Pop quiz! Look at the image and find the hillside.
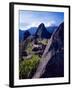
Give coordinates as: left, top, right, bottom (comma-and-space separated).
33, 22, 64, 78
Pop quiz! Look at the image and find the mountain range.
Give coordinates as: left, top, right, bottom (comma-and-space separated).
19, 23, 57, 42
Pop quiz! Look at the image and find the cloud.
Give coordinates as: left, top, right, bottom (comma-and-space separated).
20, 21, 42, 30
45, 21, 56, 27
20, 20, 56, 30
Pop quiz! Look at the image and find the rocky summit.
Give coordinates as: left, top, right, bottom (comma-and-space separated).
35, 23, 51, 39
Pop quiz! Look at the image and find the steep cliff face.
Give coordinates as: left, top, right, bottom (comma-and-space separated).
33, 22, 64, 78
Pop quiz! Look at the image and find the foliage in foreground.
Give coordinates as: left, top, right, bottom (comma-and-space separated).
19, 54, 40, 79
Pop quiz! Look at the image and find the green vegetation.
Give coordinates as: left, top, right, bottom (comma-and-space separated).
38, 39, 48, 45
19, 37, 48, 79
19, 54, 40, 79
26, 42, 32, 53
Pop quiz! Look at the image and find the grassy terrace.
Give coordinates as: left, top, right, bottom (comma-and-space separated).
38, 39, 48, 45
19, 38, 48, 79
19, 54, 40, 79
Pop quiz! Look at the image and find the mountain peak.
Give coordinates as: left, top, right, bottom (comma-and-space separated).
35, 23, 51, 39
38, 23, 45, 28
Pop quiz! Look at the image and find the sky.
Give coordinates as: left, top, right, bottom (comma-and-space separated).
19, 10, 64, 30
